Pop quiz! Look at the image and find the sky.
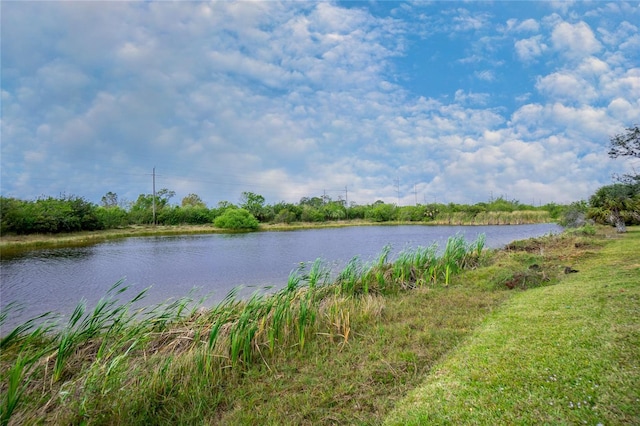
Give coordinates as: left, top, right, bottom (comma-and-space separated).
1, 1, 639, 208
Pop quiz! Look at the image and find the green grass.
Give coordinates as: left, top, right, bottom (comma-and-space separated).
1, 229, 637, 424
385, 227, 639, 425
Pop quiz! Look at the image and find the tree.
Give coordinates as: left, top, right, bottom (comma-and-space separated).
240, 191, 267, 221
101, 191, 119, 208
322, 202, 346, 220
129, 188, 175, 224
181, 193, 206, 208
609, 125, 640, 184
272, 201, 301, 224
587, 183, 640, 232
156, 188, 176, 206
365, 202, 396, 222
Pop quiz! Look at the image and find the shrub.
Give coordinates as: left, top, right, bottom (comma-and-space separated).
365, 203, 396, 222
559, 201, 588, 228
213, 208, 259, 230
95, 206, 129, 229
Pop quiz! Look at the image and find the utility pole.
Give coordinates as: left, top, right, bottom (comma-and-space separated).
344, 186, 348, 220
414, 183, 418, 206
395, 177, 400, 206
152, 167, 156, 226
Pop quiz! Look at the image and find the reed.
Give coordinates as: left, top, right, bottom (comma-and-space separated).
432, 210, 551, 225
337, 256, 363, 294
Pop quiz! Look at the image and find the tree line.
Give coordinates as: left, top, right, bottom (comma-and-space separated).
1, 126, 638, 234
0, 189, 565, 234
1, 185, 636, 235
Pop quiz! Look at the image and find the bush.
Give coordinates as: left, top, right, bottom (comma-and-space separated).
95, 206, 129, 229
300, 206, 325, 222
159, 206, 213, 225
558, 201, 588, 228
213, 208, 259, 230
565, 224, 597, 236
273, 208, 298, 224
365, 203, 397, 222
0, 195, 103, 234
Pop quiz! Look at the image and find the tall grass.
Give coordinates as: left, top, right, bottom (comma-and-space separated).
433, 210, 551, 225
0, 234, 486, 424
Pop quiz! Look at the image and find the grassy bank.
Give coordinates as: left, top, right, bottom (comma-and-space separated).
0, 225, 223, 256
2, 227, 635, 424
386, 227, 639, 425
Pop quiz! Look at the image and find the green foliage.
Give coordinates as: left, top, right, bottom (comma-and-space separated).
365, 203, 397, 222
158, 206, 214, 225
240, 191, 268, 221
300, 205, 325, 222
273, 208, 299, 224
181, 193, 206, 208
1, 189, 567, 235
565, 224, 597, 236
272, 201, 301, 223
129, 188, 175, 225
558, 200, 588, 228
0, 195, 103, 234
587, 183, 640, 231
214, 208, 259, 230
609, 125, 640, 184
396, 205, 428, 222
100, 191, 119, 208
95, 206, 129, 228
322, 202, 346, 220
541, 202, 565, 220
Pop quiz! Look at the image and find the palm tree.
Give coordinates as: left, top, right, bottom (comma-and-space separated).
588, 184, 640, 232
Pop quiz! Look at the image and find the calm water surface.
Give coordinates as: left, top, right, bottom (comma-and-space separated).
1, 224, 561, 330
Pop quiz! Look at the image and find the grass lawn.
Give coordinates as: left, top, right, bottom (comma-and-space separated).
385, 227, 639, 425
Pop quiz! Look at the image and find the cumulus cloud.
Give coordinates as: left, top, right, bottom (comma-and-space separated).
535, 72, 599, 104
503, 18, 540, 34
515, 35, 548, 62
551, 21, 602, 60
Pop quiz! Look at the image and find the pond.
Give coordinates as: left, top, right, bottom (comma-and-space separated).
0, 224, 562, 330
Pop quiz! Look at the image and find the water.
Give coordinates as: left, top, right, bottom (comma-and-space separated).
0, 224, 562, 331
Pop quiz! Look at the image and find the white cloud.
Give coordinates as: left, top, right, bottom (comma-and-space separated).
551, 21, 602, 60
607, 98, 639, 123
549, 1, 577, 15
454, 90, 490, 106
600, 68, 640, 102
514, 35, 548, 62
536, 72, 598, 104
2, 1, 639, 206
576, 56, 609, 76
449, 8, 492, 32
474, 70, 496, 82
504, 18, 540, 34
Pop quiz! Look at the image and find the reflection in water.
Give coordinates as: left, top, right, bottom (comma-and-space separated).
0, 224, 562, 331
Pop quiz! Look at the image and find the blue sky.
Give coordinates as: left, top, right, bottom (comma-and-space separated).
2, 1, 639, 208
